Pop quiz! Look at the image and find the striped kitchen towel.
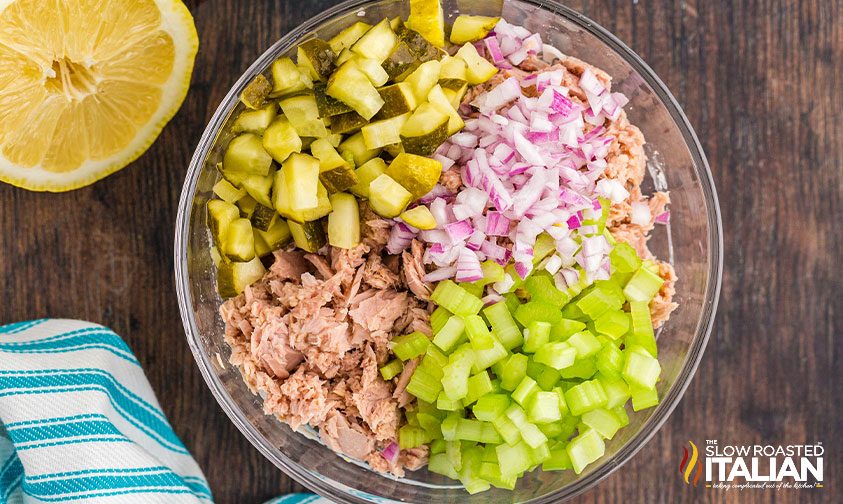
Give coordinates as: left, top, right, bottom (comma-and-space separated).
0, 319, 213, 503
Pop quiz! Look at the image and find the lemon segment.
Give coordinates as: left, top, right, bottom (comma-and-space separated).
0, 0, 198, 191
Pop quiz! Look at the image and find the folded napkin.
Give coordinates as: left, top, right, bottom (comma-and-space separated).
0, 319, 217, 503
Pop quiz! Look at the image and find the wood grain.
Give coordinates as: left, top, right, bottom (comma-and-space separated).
1, 0, 840, 502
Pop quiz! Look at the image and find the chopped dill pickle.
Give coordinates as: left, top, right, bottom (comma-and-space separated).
232, 104, 277, 134
327, 192, 360, 249
375, 82, 419, 120
262, 116, 302, 163
328, 21, 372, 53
239, 74, 272, 109
288, 219, 327, 252
314, 83, 353, 117
368, 174, 413, 218
223, 218, 256, 262
207, 199, 240, 249
297, 38, 336, 81
327, 63, 384, 120
349, 158, 387, 198
351, 18, 398, 63
223, 133, 273, 177
310, 138, 359, 193
330, 111, 368, 135
279, 94, 328, 138
269, 57, 309, 97
399, 103, 449, 155
217, 257, 266, 298
385, 152, 443, 199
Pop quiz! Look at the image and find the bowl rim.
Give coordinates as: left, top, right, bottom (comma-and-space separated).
174, 0, 723, 501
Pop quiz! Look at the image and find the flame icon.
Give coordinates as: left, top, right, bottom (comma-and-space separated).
679, 440, 702, 486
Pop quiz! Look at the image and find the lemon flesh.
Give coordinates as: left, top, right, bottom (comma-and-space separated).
0, 0, 198, 191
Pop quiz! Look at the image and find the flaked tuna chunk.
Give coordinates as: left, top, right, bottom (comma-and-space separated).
401, 239, 432, 301
349, 290, 411, 334
392, 357, 419, 408
269, 249, 309, 281
439, 168, 462, 193
363, 254, 400, 289
250, 309, 303, 379
320, 411, 376, 460
359, 203, 391, 250
651, 261, 678, 327
330, 244, 369, 289
269, 368, 334, 431
304, 253, 335, 280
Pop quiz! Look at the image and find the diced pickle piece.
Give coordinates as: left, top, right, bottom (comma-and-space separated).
249, 203, 276, 232
335, 48, 354, 66
361, 113, 411, 150
327, 193, 360, 249
375, 82, 419, 120
440, 55, 468, 80
256, 217, 292, 252
440, 79, 469, 108
428, 84, 465, 135
339, 132, 382, 166
327, 63, 384, 120
399, 103, 449, 156
270, 57, 309, 97
385, 152, 443, 199
329, 21, 372, 53
350, 56, 389, 87
398, 25, 442, 61
351, 18, 398, 63
232, 104, 277, 134
382, 41, 421, 81
274, 168, 332, 222
349, 158, 387, 198
241, 171, 274, 208
450, 15, 500, 44
253, 230, 271, 258
310, 138, 359, 193
223, 133, 272, 177
239, 74, 271, 109
282, 153, 320, 212
217, 257, 266, 298
213, 179, 246, 203
314, 83, 353, 117
279, 94, 328, 138
262, 116, 302, 164
456, 43, 498, 85
330, 111, 368, 135
207, 200, 240, 249
368, 174, 413, 218
236, 195, 257, 218
297, 39, 335, 81
288, 220, 327, 252
223, 218, 256, 261
407, 0, 446, 47
400, 205, 437, 230
402, 60, 441, 102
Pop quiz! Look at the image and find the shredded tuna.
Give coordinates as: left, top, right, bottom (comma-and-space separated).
439, 169, 463, 193
223, 235, 432, 475
401, 240, 433, 301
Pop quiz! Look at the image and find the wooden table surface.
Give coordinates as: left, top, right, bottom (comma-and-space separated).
1, 0, 840, 502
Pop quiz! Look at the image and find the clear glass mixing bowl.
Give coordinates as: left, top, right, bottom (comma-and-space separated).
175, 0, 723, 501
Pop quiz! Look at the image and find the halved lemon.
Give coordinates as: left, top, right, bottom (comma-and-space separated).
0, 0, 198, 192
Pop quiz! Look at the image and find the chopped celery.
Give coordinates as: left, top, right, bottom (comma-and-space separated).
430, 306, 452, 334
470, 339, 508, 373
498, 353, 529, 391
504, 405, 548, 448
552, 386, 570, 417
463, 315, 495, 351
610, 242, 641, 273
391, 331, 430, 361
440, 412, 461, 440
399, 425, 431, 449
379, 359, 403, 380
432, 315, 465, 352
630, 385, 659, 411
596, 343, 624, 379
459, 281, 484, 298
423, 344, 449, 374
582, 408, 622, 440
558, 357, 597, 379
429, 453, 459, 479
622, 346, 661, 389
441, 346, 474, 401
538, 421, 565, 439
511, 376, 539, 407
575, 281, 624, 319
566, 331, 602, 358
529, 442, 552, 466
437, 391, 463, 411
446, 440, 463, 471
543, 444, 573, 471
523, 320, 552, 353
599, 374, 631, 409
531, 362, 561, 391
454, 418, 501, 444
472, 394, 510, 422
526, 391, 562, 424
550, 318, 586, 341
613, 405, 630, 427
483, 302, 523, 350
406, 367, 442, 403
515, 301, 564, 327
627, 300, 658, 356
464, 372, 494, 405
491, 414, 521, 446
431, 280, 484, 316
564, 379, 608, 416
479, 461, 517, 490
496, 441, 533, 477
430, 438, 446, 454
525, 274, 570, 307
459, 446, 491, 495
593, 310, 630, 340
623, 266, 665, 302
533, 342, 577, 370
417, 412, 442, 437
566, 428, 605, 474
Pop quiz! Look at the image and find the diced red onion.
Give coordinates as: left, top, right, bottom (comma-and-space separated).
482, 293, 504, 306
631, 201, 652, 226
543, 254, 563, 275
429, 198, 450, 226
386, 223, 416, 255
655, 211, 671, 225
424, 266, 457, 282
445, 219, 474, 242
455, 248, 483, 282
485, 211, 511, 236
381, 442, 400, 463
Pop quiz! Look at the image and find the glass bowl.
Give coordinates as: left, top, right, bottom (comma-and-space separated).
175, 0, 723, 501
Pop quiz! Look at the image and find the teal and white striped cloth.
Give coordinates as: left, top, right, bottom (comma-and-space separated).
0, 319, 328, 504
